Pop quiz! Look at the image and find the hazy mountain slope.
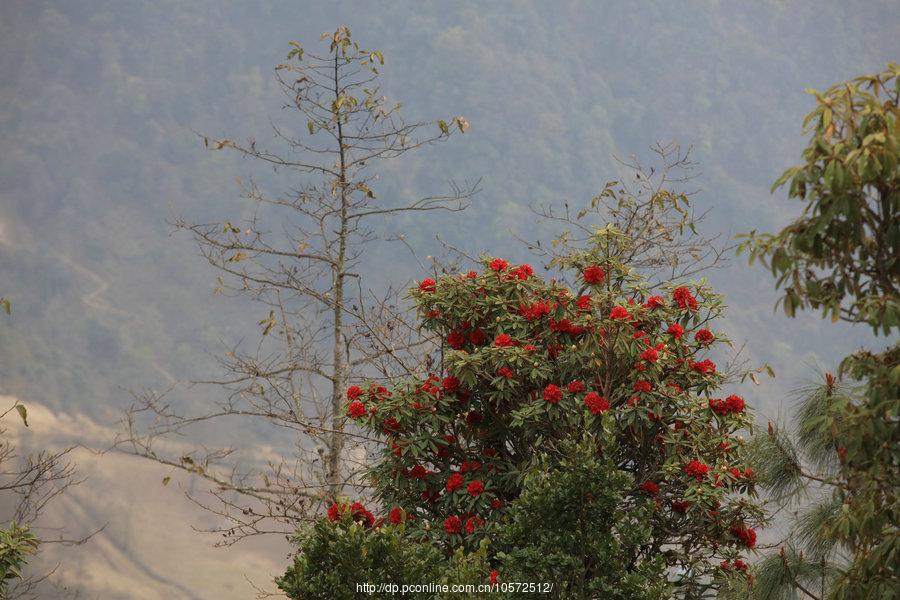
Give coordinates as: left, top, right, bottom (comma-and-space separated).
1, 1, 896, 420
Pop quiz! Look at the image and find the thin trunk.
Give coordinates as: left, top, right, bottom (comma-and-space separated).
327, 48, 349, 499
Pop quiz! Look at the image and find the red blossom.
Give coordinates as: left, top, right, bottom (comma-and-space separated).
672, 500, 690, 513
568, 380, 586, 393
640, 481, 660, 495
542, 384, 563, 404
508, 264, 534, 280
685, 460, 709, 480
447, 330, 466, 350
694, 328, 715, 344
347, 401, 366, 419
446, 472, 464, 492
725, 394, 745, 412
584, 392, 610, 415
469, 329, 487, 345
673, 286, 699, 310
610, 306, 631, 320
730, 524, 757, 548
497, 366, 515, 379
388, 507, 404, 525
490, 570, 499, 586
444, 515, 462, 535
467, 480, 485, 497
460, 461, 481, 473
690, 359, 717, 375
576, 295, 592, 310
667, 323, 685, 339
488, 258, 509, 271
409, 465, 429, 479
643, 295, 665, 309
640, 347, 659, 362
583, 265, 606, 284
520, 300, 552, 320
633, 380, 653, 393
493, 333, 516, 347
465, 515, 484, 534
419, 278, 437, 293
442, 376, 460, 393
346, 385, 364, 400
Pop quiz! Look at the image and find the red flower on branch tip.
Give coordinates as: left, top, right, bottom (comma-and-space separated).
419, 278, 436, 293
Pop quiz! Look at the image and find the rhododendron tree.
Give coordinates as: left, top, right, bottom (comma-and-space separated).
341, 244, 763, 596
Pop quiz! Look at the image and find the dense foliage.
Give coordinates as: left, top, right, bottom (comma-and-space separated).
742, 65, 900, 600
281, 226, 765, 597
739, 63, 900, 334
0, 522, 37, 594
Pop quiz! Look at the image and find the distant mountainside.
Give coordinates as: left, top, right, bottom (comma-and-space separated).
2, 0, 896, 434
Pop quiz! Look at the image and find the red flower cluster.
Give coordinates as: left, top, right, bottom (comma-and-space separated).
671, 500, 690, 513
467, 480, 485, 497
643, 295, 665, 309
493, 333, 517, 347
568, 380, 586, 393
447, 330, 466, 350
730, 524, 757, 548
584, 392, 610, 415
640, 346, 659, 362
497, 366, 515, 379
542, 384, 563, 404
388, 507, 406, 525
694, 328, 715, 344
347, 401, 367, 419
709, 394, 746, 415
465, 515, 484, 534
408, 465, 430, 479
673, 286, 698, 310
419, 278, 436, 293
446, 472, 464, 492
444, 515, 462, 534
690, 359, 717, 375
667, 323, 685, 339
640, 480, 660, 495
347, 385, 364, 400
720, 559, 749, 572
576, 295, 592, 310
520, 300, 552, 321
610, 306, 631, 320
583, 265, 606, 284
633, 380, 653, 393
508, 263, 533, 280
327, 501, 375, 527
685, 460, 710, 480
488, 258, 509, 271
442, 376, 460, 393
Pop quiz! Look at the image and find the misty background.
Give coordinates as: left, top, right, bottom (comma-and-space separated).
0, 1, 897, 598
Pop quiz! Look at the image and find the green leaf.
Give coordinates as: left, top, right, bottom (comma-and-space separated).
15, 404, 27, 427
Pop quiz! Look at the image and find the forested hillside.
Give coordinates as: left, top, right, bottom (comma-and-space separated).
0, 2, 897, 597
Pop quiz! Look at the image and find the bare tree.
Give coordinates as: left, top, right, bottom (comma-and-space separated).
117, 27, 477, 544
0, 398, 91, 599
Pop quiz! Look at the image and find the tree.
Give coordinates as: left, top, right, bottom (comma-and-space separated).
278, 156, 770, 596
117, 27, 476, 543
739, 64, 899, 600
0, 303, 87, 599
